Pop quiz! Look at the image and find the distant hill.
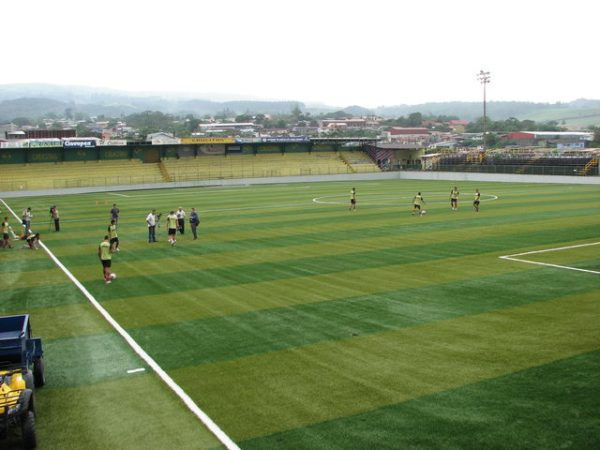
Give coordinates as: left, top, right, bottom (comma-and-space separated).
0, 84, 599, 127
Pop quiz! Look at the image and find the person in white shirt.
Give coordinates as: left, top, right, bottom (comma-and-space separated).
176, 207, 186, 235
22, 207, 32, 230
146, 209, 158, 243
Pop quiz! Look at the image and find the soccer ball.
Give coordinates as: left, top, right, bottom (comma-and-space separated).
420, 210, 427, 215
110, 273, 117, 280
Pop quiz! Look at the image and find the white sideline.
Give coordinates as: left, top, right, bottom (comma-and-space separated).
0, 198, 240, 450
499, 242, 600, 275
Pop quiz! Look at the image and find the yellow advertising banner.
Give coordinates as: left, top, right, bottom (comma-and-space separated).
181, 137, 236, 144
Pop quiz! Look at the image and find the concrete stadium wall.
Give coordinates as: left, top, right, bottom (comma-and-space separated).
1, 171, 598, 199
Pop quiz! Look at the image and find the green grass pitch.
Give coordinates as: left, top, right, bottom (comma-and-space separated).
1, 179, 599, 449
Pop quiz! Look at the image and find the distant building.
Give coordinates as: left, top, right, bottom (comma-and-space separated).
501, 131, 593, 149
448, 120, 469, 132
22, 129, 76, 139
386, 127, 432, 145
319, 119, 367, 129
146, 132, 180, 145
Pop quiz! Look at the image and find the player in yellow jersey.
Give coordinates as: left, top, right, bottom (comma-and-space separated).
473, 189, 481, 212
166, 211, 178, 246
450, 186, 459, 210
108, 219, 119, 252
1, 217, 14, 249
350, 187, 356, 211
412, 192, 426, 215
98, 235, 114, 284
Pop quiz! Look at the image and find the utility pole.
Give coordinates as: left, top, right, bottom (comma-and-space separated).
477, 70, 491, 150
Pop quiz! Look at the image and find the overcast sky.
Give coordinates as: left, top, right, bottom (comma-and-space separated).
3, 0, 597, 107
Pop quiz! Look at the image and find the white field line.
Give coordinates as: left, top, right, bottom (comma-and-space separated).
0, 198, 240, 450
107, 192, 131, 197
499, 242, 600, 275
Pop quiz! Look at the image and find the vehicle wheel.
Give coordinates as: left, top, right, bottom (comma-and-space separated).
33, 357, 45, 388
21, 410, 37, 449
24, 370, 34, 390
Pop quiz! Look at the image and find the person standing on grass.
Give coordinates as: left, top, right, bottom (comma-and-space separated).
146, 209, 158, 243
108, 219, 120, 252
22, 207, 32, 230
110, 203, 120, 226
166, 211, 178, 246
350, 187, 357, 211
412, 192, 425, 215
1, 217, 13, 249
473, 189, 481, 212
176, 207, 186, 235
190, 208, 200, 240
450, 186, 460, 211
98, 235, 114, 284
50, 205, 60, 231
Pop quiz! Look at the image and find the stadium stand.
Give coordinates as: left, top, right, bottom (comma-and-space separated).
0, 160, 164, 191
160, 152, 376, 181
338, 151, 380, 173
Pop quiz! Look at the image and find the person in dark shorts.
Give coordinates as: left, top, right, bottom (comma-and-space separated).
110, 204, 120, 226
50, 205, 60, 231
189, 208, 200, 240
1, 217, 14, 249
412, 192, 425, 215
473, 189, 481, 212
350, 188, 356, 211
108, 219, 120, 252
98, 235, 114, 283
450, 186, 459, 211
166, 211, 178, 246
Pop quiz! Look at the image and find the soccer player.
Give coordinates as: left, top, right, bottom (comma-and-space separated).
110, 203, 120, 226
473, 189, 481, 212
98, 235, 114, 284
24, 232, 40, 250
166, 211, 178, 246
350, 188, 356, 211
1, 217, 13, 249
176, 207, 186, 234
146, 209, 158, 243
189, 208, 200, 240
412, 192, 426, 215
108, 219, 120, 252
450, 186, 459, 210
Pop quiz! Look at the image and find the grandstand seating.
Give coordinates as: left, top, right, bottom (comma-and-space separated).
432, 149, 599, 176
161, 151, 378, 182
338, 151, 380, 173
0, 160, 164, 191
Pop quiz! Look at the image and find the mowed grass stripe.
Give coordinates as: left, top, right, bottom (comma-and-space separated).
128, 269, 600, 369
99, 239, 586, 330
37, 194, 600, 249
48, 213, 600, 279
37, 375, 221, 449
240, 350, 600, 449
171, 292, 600, 441
80, 222, 599, 305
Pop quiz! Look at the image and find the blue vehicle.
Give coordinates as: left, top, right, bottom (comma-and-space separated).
0, 315, 44, 449
0, 315, 45, 389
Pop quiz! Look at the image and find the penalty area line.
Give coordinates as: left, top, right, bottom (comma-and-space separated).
0, 198, 240, 450
499, 241, 600, 275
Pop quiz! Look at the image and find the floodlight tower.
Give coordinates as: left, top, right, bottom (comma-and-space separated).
477, 70, 491, 150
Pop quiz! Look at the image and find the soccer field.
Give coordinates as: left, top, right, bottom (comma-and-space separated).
1, 179, 599, 449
